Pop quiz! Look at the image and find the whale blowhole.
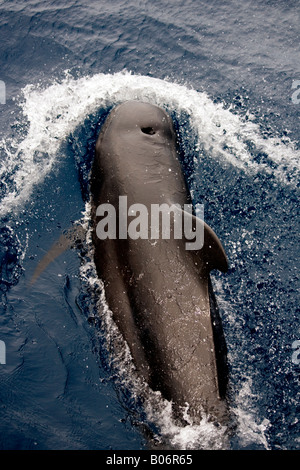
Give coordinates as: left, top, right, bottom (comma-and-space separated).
141, 127, 156, 135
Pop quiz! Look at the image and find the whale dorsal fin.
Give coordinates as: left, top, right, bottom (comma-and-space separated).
201, 219, 228, 273
179, 208, 228, 273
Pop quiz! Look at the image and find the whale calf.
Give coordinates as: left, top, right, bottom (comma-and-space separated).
91, 100, 229, 425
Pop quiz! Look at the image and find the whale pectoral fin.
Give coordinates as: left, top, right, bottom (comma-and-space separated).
29, 223, 86, 286
180, 209, 228, 273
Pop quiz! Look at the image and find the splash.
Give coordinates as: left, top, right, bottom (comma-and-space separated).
232, 378, 271, 450
1, 70, 299, 218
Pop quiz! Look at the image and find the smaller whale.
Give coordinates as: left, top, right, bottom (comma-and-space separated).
29, 228, 84, 286
91, 100, 229, 425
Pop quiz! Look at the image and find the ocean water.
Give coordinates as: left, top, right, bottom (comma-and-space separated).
0, 0, 299, 450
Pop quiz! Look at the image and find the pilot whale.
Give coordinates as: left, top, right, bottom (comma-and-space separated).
90, 100, 229, 425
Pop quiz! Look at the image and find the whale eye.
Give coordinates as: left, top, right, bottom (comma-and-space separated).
141, 127, 156, 135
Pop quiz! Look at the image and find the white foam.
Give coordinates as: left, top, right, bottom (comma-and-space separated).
1, 71, 299, 218
144, 397, 229, 450
232, 377, 271, 449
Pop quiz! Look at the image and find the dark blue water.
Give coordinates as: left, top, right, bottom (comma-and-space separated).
0, 0, 299, 450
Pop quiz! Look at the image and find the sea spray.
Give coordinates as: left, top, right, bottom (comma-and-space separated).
1, 71, 299, 218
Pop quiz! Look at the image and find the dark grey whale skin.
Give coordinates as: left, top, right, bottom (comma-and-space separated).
90, 100, 229, 425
